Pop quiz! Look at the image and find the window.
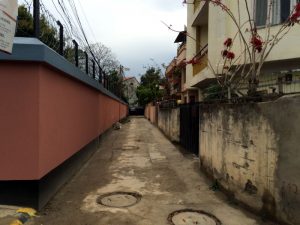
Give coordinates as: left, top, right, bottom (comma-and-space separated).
255, 0, 268, 26
255, 0, 299, 26
196, 26, 201, 53
272, 0, 291, 24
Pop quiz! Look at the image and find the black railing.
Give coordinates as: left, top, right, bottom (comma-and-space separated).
159, 99, 178, 109
195, 44, 208, 59
17, 0, 112, 94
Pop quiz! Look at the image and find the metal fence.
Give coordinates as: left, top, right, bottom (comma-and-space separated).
237, 72, 300, 96
17, 0, 115, 93
199, 72, 300, 103
159, 99, 178, 109
180, 104, 199, 155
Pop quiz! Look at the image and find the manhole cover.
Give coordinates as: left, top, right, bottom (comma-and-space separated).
97, 192, 142, 208
122, 145, 139, 150
168, 209, 221, 225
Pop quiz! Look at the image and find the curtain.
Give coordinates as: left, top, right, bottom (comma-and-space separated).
272, 0, 293, 24
256, 0, 268, 26
281, 0, 291, 22
272, 0, 281, 24
290, 0, 299, 11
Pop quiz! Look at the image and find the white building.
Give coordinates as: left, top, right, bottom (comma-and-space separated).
186, 0, 300, 102
123, 77, 139, 107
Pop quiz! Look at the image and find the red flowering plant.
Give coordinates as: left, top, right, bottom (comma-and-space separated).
226, 51, 235, 60
289, 3, 300, 25
224, 38, 232, 48
250, 34, 263, 53
179, 0, 300, 98
222, 38, 234, 59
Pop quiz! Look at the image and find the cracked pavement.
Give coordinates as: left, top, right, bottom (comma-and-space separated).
0, 117, 275, 225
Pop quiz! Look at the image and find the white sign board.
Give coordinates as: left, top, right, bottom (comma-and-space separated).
0, 0, 18, 54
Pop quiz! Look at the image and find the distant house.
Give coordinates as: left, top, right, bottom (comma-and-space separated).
123, 76, 139, 107
165, 31, 188, 103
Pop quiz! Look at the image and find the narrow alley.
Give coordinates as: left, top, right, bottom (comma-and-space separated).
2, 117, 275, 225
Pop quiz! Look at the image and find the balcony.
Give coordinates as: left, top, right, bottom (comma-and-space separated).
193, 55, 208, 75
166, 59, 176, 76
193, 44, 208, 76
192, 1, 208, 26
171, 83, 182, 96
194, 0, 201, 12
176, 43, 187, 67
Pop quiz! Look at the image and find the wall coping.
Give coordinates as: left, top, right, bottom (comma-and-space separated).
0, 37, 127, 105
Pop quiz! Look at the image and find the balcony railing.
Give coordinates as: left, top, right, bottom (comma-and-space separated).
193, 44, 208, 76
177, 43, 187, 67
177, 42, 186, 55
166, 59, 177, 76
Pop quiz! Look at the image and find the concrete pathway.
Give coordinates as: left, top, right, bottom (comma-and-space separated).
1, 117, 276, 225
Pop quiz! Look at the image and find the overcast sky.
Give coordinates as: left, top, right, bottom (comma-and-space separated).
75, 0, 187, 78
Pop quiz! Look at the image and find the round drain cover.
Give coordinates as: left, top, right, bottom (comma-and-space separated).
168, 209, 221, 225
97, 192, 142, 208
122, 145, 139, 150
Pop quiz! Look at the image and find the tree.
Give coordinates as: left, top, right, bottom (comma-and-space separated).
107, 69, 127, 101
17, 5, 60, 53
16, 5, 34, 37
183, 0, 300, 98
88, 43, 120, 73
136, 67, 164, 106
16, 5, 122, 78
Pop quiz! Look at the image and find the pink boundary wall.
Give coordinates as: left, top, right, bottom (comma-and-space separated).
144, 103, 157, 124
0, 62, 128, 180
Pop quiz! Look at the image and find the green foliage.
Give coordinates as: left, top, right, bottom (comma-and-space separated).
16, 5, 118, 69
16, 5, 34, 37
140, 67, 161, 86
136, 67, 164, 106
108, 70, 127, 101
136, 87, 153, 106
40, 15, 59, 51
17, 5, 59, 53
202, 84, 224, 101
172, 67, 181, 79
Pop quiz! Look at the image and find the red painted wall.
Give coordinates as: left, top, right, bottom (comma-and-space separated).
0, 62, 128, 180
0, 62, 39, 180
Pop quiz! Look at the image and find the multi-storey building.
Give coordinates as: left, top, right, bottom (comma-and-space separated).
165, 31, 188, 103
186, 0, 300, 102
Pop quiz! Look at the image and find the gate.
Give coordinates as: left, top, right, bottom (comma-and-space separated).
180, 104, 199, 155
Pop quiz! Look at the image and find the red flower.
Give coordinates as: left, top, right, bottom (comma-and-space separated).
221, 50, 235, 59
224, 38, 232, 47
288, 3, 300, 25
186, 57, 199, 65
226, 51, 235, 60
296, 3, 300, 12
250, 36, 263, 53
289, 12, 300, 22
222, 50, 228, 58
191, 58, 199, 65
